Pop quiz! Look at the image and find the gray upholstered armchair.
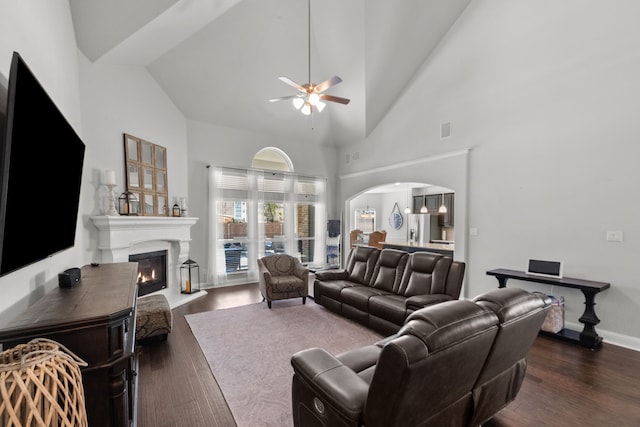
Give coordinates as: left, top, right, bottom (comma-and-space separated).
257, 254, 309, 308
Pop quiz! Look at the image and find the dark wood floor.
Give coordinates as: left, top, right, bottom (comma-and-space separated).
137, 284, 640, 427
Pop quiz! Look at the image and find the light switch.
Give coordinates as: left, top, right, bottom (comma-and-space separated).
470, 227, 479, 236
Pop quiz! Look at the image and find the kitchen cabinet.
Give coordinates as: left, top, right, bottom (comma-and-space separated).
438, 193, 454, 227
413, 193, 454, 226
413, 195, 438, 213
426, 195, 441, 213
412, 195, 424, 213
413, 195, 443, 214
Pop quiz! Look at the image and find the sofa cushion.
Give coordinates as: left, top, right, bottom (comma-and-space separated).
370, 249, 408, 292
341, 286, 391, 311
336, 344, 383, 384
345, 246, 380, 285
368, 294, 408, 326
405, 294, 455, 311
269, 275, 306, 293
315, 279, 358, 301
398, 252, 454, 297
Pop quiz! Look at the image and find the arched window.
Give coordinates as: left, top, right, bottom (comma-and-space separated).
251, 147, 294, 172
209, 148, 327, 287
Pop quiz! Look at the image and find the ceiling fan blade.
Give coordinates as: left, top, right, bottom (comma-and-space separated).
314, 76, 342, 93
268, 95, 298, 103
278, 76, 306, 92
319, 94, 350, 105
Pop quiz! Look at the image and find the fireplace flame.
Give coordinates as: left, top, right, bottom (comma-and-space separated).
137, 269, 157, 284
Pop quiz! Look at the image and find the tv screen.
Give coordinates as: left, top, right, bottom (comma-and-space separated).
0, 52, 85, 276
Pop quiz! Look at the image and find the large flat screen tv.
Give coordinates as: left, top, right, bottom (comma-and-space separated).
0, 52, 85, 276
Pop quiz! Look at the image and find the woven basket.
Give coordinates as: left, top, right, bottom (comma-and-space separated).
0, 338, 88, 427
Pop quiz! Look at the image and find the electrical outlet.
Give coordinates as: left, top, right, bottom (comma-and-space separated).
470, 227, 479, 236
606, 231, 623, 242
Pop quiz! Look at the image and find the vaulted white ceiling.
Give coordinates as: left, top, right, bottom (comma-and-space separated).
69, 0, 471, 147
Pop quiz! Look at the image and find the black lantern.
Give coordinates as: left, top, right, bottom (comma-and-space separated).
180, 259, 200, 294
172, 203, 181, 217
118, 192, 139, 215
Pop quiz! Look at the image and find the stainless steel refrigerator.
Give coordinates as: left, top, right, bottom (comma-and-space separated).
406, 214, 440, 245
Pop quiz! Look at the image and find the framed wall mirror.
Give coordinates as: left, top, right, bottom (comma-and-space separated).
124, 133, 169, 216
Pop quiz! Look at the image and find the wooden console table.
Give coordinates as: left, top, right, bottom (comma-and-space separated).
486, 268, 610, 349
0, 262, 139, 426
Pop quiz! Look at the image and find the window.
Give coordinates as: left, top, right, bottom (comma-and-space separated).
354, 208, 376, 233
208, 166, 326, 286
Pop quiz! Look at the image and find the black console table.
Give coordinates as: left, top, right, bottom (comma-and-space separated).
0, 262, 139, 426
486, 268, 610, 349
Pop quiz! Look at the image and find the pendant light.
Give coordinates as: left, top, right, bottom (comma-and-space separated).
420, 188, 428, 213
404, 184, 411, 214
438, 193, 448, 213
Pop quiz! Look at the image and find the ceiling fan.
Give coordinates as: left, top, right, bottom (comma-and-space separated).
268, 0, 350, 115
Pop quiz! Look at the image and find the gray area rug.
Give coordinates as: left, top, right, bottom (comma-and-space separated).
185, 299, 383, 427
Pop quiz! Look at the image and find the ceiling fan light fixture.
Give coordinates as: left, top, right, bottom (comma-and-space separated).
292, 97, 304, 110
308, 92, 320, 106
269, 0, 350, 116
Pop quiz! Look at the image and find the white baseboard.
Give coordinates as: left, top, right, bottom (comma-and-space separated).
564, 321, 640, 352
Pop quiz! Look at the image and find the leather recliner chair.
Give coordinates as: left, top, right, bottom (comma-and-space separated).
290, 288, 551, 427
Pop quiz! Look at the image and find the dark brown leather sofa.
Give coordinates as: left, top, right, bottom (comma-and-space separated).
314, 245, 466, 335
291, 287, 551, 427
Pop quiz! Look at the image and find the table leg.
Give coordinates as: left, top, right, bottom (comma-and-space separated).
496, 276, 509, 288
578, 289, 603, 348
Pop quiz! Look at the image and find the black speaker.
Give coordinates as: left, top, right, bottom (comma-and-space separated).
58, 267, 81, 288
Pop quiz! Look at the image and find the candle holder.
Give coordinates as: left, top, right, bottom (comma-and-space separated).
118, 191, 139, 216
180, 259, 200, 294
104, 184, 119, 216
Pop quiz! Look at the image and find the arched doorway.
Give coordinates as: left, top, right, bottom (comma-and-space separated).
348, 182, 455, 245
339, 150, 469, 296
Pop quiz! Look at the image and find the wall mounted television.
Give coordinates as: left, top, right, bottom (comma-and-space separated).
0, 52, 85, 277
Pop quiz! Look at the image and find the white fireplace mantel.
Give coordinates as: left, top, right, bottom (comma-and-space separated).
91, 215, 204, 308
91, 215, 198, 262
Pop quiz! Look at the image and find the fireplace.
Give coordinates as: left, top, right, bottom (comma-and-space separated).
129, 250, 168, 296
91, 215, 204, 308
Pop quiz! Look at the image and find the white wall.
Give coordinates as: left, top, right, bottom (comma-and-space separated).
0, 2, 189, 327
77, 52, 189, 264
337, 0, 640, 348
186, 119, 338, 282
0, 1, 85, 326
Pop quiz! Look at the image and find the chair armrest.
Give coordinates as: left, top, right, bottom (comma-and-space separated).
315, 269, 349, 281
291, 347, 369, 421
294, 262, 309, 280
405, 294, 454, 311
257, 261, 272, 294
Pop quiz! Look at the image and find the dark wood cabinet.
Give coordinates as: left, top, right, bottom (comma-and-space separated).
439, 193, 454, 227
412, 195, 424, 213
0, 262, 139, 427
413, 195, 441, 213
413, 193, 454, 227
426, 194, 441, 213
